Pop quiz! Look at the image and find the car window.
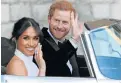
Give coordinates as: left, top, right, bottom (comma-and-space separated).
89, 24, 121, 80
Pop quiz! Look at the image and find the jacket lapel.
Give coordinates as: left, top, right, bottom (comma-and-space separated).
42, 27, 60, 51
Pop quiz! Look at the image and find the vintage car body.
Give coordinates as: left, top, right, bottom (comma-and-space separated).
1, 19, 121, 83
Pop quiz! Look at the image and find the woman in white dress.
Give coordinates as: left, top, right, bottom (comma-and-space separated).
6, 17, 46, 76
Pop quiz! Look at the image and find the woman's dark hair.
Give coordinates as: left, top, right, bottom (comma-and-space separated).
11, 17, 43, 43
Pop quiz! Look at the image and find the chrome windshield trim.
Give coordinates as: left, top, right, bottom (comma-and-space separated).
81, 31, 106, 79
80, 32, 95, 77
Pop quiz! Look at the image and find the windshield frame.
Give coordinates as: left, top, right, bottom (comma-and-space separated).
88, 24, 121, 80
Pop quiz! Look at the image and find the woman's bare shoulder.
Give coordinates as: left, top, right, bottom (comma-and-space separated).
6, 55, 27, 76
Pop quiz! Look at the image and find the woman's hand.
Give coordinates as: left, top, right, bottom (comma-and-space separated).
34, 43, 46, 76
71, 12, 83, 42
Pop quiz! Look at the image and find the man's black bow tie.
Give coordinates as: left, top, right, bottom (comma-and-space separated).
58, 39, 67, 48
58, 41, 63, 48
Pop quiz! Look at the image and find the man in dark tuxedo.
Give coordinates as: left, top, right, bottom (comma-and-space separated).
41, 0, 82, 77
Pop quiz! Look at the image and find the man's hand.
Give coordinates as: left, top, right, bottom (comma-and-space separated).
71, 12, 83, 42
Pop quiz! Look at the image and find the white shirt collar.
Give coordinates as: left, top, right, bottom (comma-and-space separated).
47, 28, 65, 44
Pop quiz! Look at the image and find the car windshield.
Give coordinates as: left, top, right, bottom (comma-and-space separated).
89, 24, 121, 80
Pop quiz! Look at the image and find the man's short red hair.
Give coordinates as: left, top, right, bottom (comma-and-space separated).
48, 0, 76, 18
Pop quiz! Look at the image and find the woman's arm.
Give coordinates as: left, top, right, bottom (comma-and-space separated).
37, 58, 46, 76
34, 44, 46, 76
6, 57, 28, 76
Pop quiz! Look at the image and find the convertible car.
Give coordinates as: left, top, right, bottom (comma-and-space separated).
1, 19, 121, 83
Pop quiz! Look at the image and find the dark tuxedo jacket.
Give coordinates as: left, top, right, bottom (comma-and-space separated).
41, 27, 79, 76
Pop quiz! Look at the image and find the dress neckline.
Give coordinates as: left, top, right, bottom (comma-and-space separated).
14, 49, 33, 62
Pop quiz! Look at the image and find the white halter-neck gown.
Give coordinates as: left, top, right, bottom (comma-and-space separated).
15, 49, 39, 76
